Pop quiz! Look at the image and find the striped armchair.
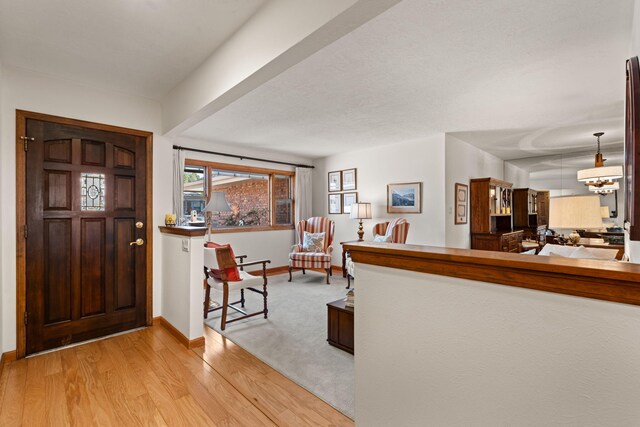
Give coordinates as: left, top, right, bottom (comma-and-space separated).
288, 217, 335, 284
346, 218, 410, 288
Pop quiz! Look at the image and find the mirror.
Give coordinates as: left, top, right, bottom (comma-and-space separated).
505, 143, 624, 227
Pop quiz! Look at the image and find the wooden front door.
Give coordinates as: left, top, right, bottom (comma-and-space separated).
23, 115, 150, 355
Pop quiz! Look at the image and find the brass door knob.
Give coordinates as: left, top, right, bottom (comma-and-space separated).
129, 238, 144, 246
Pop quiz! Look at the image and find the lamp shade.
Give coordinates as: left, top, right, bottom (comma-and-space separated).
588, 181, 619, 194
600, 206, 610, 218
203, 192, 232, 213
549, 195, 603, 229
349, 202, 372, 220
577, 165, 623, 183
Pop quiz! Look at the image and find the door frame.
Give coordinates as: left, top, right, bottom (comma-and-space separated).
15, 110, 154, 359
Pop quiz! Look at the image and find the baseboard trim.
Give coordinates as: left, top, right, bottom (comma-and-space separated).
0, 350, 17, 378
153, 316, 204, 349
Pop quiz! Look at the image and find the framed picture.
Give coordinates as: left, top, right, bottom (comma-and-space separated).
455, 183, 468, 224
342, 168, 357, 191
328, 194, 342, 214
387, 182, 422, 214
342, 192, 358, 214
328, 171, 341, 192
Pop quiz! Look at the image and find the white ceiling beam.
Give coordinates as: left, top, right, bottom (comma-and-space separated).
161, 0, 401, 135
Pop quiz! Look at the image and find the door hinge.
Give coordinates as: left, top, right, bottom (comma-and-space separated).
24, 311, 28, 325
19, 136, 34, 152
24, 224, 28, 239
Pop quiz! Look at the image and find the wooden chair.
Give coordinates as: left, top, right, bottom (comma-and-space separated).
203, 246, 270, 331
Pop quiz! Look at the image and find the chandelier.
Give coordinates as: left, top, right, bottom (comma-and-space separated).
589, 181, 620, 194
577, 132, 623, 188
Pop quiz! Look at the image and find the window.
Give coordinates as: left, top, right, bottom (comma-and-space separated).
183, 165, 206, 223
183, 161, 294, 231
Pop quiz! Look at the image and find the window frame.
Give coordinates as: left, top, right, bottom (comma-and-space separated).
186, 159, 295, 233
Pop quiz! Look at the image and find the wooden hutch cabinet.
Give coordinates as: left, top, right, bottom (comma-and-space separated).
536, 191, 550, 228
470, 178, 523, 253
513, 188, 547, 244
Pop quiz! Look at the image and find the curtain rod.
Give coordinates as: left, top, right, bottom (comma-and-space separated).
172, 145, 314, 169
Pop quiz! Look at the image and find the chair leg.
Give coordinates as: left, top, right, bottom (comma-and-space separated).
302, 268, 306, 274
330, 268, 333, 276
220, 286, 229, 331
288, 266, 292, 282
204, 282, 211, 319
325, 268, 330, 285
263, 281, 268, 319
240, 289, 245, 308
346, 275, 351, 289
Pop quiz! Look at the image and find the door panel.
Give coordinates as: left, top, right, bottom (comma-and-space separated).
44, 139, 72, 163
43, 219, 72, 324
44, 170, 72, 210
25, 118, 148, 355
80, 218, 106, 317
114, 219, 136, 310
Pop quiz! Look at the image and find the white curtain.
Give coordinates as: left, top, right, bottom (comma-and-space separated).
295, 167, 313, 225
173, 149, 185, 224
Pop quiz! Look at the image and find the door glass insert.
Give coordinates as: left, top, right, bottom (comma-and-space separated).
81, 173, 105, 211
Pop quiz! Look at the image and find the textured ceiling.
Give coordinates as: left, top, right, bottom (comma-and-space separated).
183, 0, 634, 159
0, 0, 266, 98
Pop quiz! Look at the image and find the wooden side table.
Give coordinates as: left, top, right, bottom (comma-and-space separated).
340, 240, 360, 278
327, 298, 354, 354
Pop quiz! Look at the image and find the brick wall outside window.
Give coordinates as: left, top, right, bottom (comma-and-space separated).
211, 178, 270, 227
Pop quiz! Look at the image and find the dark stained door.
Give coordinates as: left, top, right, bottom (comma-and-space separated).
25, 118, 148, 355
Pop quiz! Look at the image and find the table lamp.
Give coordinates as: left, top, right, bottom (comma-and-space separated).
204, 192, 232, 241
549, 195, 603, 245
349, 202, 372, 241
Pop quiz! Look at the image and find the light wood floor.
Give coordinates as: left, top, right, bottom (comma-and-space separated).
0, 325, 353, 426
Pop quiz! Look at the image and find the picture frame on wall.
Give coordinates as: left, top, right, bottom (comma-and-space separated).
342, 168, 357, 191
387, 182, 422, 214
328, 194, 342, 214
328, 171, 341, 192
455, 183, 468, 224
342, 192, 358, 214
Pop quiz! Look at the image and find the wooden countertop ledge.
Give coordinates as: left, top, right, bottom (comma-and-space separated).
158, 226, 207, 237
343, 242, 640, 306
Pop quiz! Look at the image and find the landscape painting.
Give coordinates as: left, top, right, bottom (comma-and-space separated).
387, 182, 422, 213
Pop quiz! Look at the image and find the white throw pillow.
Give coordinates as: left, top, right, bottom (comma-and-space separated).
373, 234, 392, 243
548, 252, 567, 257
570, 245, 618, 261
538, 244, 577, 257
521, 249, 537, 255
302, 231, 325, 252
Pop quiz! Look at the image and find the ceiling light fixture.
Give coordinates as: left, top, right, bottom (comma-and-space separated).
577, 132, 623, 188
589, 181, 620, 194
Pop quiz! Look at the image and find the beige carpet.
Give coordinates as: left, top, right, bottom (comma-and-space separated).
203, 271, 354, 418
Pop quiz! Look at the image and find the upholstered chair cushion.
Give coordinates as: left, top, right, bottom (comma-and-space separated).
205, 242, 241, 281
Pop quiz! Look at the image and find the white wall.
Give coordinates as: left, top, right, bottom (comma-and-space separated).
504, 161, 530, 188
175, 136, 312, 269
356, 263, 640, 426
313, 135, 447, 265
444, 134, 504, 248
0, 66, 173, 352
161, 233, 205, 340
0, 59, 4, 354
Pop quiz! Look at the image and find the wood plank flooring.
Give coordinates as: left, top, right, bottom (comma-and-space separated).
0, 325, 353, 426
